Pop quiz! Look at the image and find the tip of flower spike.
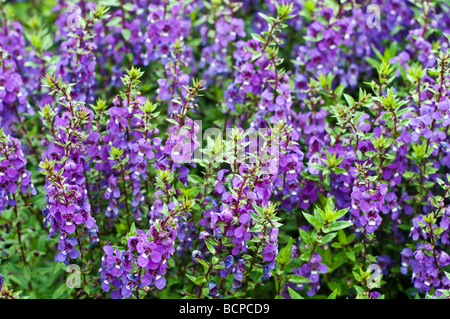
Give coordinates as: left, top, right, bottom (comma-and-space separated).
126, 66, 144, 80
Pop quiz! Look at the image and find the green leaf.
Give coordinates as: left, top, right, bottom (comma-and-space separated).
166, 118, 179, 125
287, 275, 311, 284
402, 171, 415, 179
346, 249, 356, 262
303, 212, 323, 229
338, 229, 347, 244
321, 232, 337, 244
129, 222, 137, 236
334, 84, 346, 98
343, 93, 355, 106
277, 237, 293, 265
328, 288, 338, 299
333, 167, 347, 174
288, 287, 304, 299
333, 208, 350, 222
186, 274, 206, 285
365, 151, 377, 158
299, 227, 313, 244
122, 2, 134, 11
121, 29, 131, 41
52, 283, 68, 299
322, 221, 353, 233
205, 240, 216, 255
196, 258, 210, 273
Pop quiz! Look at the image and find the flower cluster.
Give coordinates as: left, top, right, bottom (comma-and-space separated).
55, 5, 108, 103
40, 74, 99, 264
0, 19, 33, 134
99, 222, 176, 299
0, 130, 35, 212
293, 252, 328, 297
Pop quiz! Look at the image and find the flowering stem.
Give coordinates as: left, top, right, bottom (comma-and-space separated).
427, 217, 440, 270
424, 59, 447, 155
75, 228, 87, 289
120, 163, 131, 229
243, 222, 268, 294
193, 162, 213, 251
136, 267, 143, 299
12, 194, 28, 268
196, 220, 233, 298
417, 81, 422, 116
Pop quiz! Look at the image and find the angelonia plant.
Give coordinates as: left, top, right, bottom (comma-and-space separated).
2, 0, 450, 300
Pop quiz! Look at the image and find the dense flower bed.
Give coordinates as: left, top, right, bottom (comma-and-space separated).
1, 0, 450, 299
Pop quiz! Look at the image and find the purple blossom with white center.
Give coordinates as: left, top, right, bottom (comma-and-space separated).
293, 252, 328, 297
0, 132, 36, 212
350, 182, 387, 233
99, 222, 177, 299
